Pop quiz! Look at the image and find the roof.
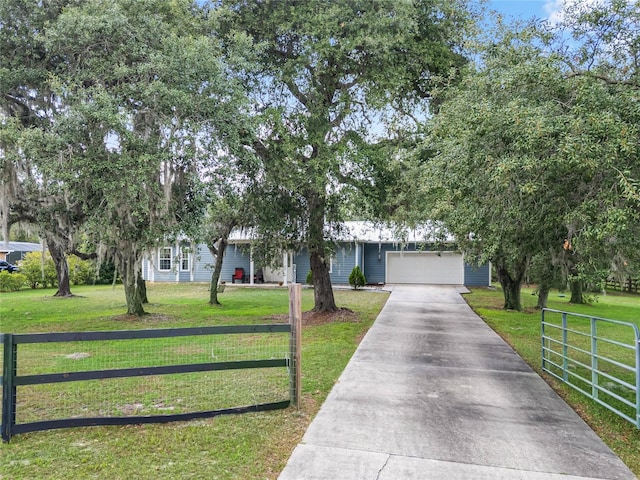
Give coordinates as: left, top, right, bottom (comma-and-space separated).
0, 241, 43, 253
228, 221, 454, 244
333, 221, 455, 244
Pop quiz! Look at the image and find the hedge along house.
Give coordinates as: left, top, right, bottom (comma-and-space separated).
141, 221, 491, 287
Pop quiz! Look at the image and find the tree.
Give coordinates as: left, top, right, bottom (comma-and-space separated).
418, 7, 640, 310
223, 0, 472, 312
36, 0, 248, 315
202, 187, 248, 306
0, 0, 85, 297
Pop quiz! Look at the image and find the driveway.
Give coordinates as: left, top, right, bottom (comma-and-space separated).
279, 285, 636, 479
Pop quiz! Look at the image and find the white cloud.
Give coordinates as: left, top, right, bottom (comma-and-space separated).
543, 0, 607, 25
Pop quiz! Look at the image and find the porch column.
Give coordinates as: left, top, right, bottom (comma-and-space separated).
175, 240, 180, 282
190, 241, 195, 282
283, 252, 288, 286
250, 246, 255, 285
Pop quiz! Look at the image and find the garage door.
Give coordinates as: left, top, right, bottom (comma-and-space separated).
386, 251, 464, 284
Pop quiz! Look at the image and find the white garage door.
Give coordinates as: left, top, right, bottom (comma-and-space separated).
386, 251, 464, 284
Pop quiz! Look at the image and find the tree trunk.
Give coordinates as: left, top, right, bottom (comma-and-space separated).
47, 236, 73, 297
208, 237, 228, 306
115, 247, 146, 316
307, 193, 337, 312
495, 254, 529, 311
570, 279, 584, 304
309, 248, 337, 312
137, 270, 148, 304
536, 282, 550, 309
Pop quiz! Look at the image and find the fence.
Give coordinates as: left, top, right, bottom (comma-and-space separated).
1, 284, 302, 442
541, 308, 640, 428
606, 277, 639, 294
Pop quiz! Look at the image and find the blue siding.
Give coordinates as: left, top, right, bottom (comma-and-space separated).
464, 262, 491, 286
294, 250, 311, 283
192, 245, 215, 282
220, 244, 251, 283
294, 243, 357, 284
143, 240, 490, 287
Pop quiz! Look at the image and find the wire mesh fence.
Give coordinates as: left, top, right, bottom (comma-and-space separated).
2, 323, 298, 441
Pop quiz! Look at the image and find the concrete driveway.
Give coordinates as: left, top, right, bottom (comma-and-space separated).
279, 285, 636, 480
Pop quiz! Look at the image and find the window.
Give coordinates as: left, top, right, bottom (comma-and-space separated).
180, 247, 191, 271
159, 247, 172, 271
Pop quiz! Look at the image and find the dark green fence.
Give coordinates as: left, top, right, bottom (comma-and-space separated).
1, 323, 299, 442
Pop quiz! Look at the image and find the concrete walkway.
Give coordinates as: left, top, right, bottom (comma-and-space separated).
279, 285, 636, 480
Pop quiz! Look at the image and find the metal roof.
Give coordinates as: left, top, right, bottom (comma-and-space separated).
228, 221, 454, 244
0, 241, 43, 253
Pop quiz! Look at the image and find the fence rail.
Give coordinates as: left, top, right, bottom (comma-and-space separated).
1, 284, 303, 442
606, 277, 639, 293
541, 308, 640, 428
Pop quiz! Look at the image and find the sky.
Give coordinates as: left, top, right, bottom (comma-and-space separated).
487, 0, 565, 23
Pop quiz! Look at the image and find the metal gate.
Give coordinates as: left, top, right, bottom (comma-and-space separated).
541, 308, 640, 428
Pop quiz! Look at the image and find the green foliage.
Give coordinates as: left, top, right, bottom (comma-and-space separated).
95, 259, 118, 285
417, 8, 640, 310
306, 269, 313, 286
67, 255, 95, 285
0, 271, 27, 292
222, 0, 474, 311
19, 251, 57, 289
348, 265, 366, 290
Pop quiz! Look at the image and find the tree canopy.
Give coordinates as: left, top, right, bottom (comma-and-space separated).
416, 2, 640, 310
1, 0, 251, 314
222, 0, 473, 311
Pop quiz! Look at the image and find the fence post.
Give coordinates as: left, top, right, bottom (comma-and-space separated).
1, 334, 17, 443
562, 313, 568, 382
289, 283, 302, 408
636, 337, 640, 429
591, 318, 599, 400
541, 309, 546, 371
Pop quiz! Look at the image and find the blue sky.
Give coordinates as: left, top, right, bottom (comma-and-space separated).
487, 0, 561, 22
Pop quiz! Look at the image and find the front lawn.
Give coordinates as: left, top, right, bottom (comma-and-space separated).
0, 283, 388, 479
464, 285, 640, 476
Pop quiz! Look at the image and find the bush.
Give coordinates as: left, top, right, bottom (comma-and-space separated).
306, 269, 313, 285
349, 265, 366, 290
68, 255, 95, 285
20, 251, 57, 288
95, 259, 118, 284
0, 271, 27, 292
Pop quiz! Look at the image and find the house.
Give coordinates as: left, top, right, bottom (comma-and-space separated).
0, 241, 43, 264
141, 222, 491, 287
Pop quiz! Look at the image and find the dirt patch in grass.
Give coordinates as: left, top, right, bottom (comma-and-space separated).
266, 308, 360, 326
111, 313, 174, 324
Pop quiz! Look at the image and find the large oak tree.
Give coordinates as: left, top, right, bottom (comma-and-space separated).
223, 0, 472, 311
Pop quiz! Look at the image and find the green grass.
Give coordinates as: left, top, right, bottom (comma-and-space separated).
464, 285, 640, 476
0, 283, 388, 480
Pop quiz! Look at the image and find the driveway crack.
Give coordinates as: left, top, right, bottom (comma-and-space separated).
375, 454, 391, 480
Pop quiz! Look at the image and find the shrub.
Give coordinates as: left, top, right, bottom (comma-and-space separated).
349, 265, 366, 290
95, 259, 118, 284
68, 255, 95, 285
20, 251, 57, 288
306, 269, 313, 285
0, 271, 27, 292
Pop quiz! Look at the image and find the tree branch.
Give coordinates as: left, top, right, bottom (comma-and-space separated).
566, 71, 640, 88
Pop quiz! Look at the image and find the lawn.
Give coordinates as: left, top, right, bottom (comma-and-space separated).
464, 285, 640, 476
0, 283, 389, 480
